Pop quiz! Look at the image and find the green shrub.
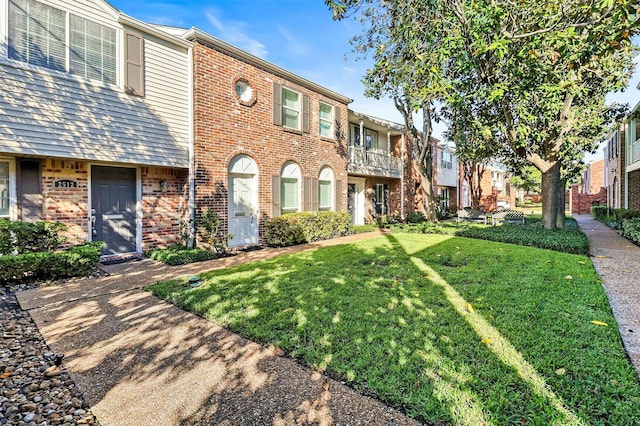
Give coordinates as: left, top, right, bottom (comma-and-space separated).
406, 211, 426, 223
265, 211, 352, 247
591, 205, 609, 220
620, 218, 640, 246
198, 209, 232, 254
613, 208, 640, 223
0, 241, 103, 283
0, 220, 67, 255
455, 219, 589, 255
146, 245, 218, 266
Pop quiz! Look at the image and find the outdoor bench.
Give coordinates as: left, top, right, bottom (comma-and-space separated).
457, 209, 488, 225
491, 209, 525, 225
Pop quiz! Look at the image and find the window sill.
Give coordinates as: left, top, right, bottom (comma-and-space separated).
320, 136, 336, 143
282, 127, 304, 136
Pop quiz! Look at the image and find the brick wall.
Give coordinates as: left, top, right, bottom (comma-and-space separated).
628, 170, 640, 210
42, 159, 88, 244
33, 159, 187, 250
193, 41, 349, 244
141, 166, 189, 250
570, 185, 608, 214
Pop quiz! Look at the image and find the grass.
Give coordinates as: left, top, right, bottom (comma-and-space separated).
147, 233, 640, 425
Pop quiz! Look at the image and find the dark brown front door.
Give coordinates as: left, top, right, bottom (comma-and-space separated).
91, 166, 137, 255
18, 160, 42, 221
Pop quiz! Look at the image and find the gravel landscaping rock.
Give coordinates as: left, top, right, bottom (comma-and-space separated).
1, 282, 100, 426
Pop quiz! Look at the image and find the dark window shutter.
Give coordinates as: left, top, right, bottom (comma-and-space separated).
311, 178, 319, 211
335, 180, 342, 212
272, 174, 281, 217
125, 31, 144, 96
273, 82, 282, 126
334, 107, 341, 138
303, 177, 311, 211
303, 94, 310, 133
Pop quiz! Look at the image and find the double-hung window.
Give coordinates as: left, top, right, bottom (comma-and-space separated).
281, 162, 301, 214
318, 167, 334, 211
319, 102, 334, 138
8, 0, 117, 85
69, 15, 116, 84
441, 151, 453, 169
8, 0, 66, 71
282, 87, 301, 130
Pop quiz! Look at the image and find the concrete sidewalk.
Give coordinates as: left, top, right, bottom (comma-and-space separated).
17, 230, 421, 426
573, 215, 640, 375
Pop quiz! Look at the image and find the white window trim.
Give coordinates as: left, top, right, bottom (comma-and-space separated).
319, 101, 334, 138
282, 87, 301, 131
281, 161, 301, 213
318, 167, 334, 211
0, 0, 8, 59
0, 157, 17, 220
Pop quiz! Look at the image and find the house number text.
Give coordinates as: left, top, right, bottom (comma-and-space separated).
54, 179, 78, 188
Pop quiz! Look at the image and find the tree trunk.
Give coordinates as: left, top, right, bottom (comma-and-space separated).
541, 161, 562, 229
555, 179, 566, 228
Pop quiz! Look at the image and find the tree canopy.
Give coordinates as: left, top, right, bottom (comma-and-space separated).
327, 0, 639, 228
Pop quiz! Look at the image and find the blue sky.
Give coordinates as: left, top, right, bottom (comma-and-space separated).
108, 0, 407, 125
108, 0, 639, 151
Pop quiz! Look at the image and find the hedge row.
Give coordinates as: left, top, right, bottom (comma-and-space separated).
0, 219, 66, 255
264, 211, 352, 247
0, 242, 104, 283
146, 246, 218, 266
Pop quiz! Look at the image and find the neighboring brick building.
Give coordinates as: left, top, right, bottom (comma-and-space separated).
570, 159, 607, 214
604, 126, 625, 210
458, 160, 515, 212
185, 29, 351, 247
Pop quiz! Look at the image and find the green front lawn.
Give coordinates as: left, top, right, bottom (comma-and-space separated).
147, 233, 640, 425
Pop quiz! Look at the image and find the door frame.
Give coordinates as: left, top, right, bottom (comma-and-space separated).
227, 155, 259, 248
0, 156, 17, 221
88, 163, 142, 254
348, 177, 366, 225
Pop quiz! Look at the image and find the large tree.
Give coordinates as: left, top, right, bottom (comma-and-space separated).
327, 0, 638, 229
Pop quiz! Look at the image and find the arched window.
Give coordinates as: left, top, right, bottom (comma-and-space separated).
318, 167, 334, 211
281, 162, 300, 214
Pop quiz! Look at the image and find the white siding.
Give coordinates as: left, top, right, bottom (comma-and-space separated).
0, 61, 189, 167
46, 0, 117, 28
138, 29, 190, 151
0, 0, 190, 168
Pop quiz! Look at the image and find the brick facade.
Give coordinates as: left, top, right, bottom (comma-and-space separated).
20, 158, 186, 250
605, 127, 625, 209
571, 159, 607, 214
628, 170, 640, 209
192, 40, 349, 245
141, 166, 189, 250
42, 159, 88, 244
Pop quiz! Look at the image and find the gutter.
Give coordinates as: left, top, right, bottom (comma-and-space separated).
183, 27, 352, 105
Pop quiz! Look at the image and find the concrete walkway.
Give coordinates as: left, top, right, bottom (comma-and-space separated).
573, 215, 640, 375
17, 230, 421, 426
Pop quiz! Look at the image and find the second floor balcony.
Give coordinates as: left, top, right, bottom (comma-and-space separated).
348, 146, 402, 178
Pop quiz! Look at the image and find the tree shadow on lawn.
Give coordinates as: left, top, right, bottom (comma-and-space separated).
151, 232, 640, 425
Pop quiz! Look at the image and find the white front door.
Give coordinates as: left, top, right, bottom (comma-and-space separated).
228, 173, 258, 247
348, 177, 366, 225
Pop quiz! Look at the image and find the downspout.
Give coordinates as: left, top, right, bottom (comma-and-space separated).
400, 132, 405, 218
188, 44, 196, 248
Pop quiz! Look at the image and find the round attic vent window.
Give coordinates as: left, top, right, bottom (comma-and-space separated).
234, 79, 256, 105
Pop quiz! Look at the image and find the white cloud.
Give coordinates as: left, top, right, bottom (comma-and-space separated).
205, 10, 268, 58
276, 26, 308, 55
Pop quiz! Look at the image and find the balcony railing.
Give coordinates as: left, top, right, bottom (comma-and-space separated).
348, 146, 402, 178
